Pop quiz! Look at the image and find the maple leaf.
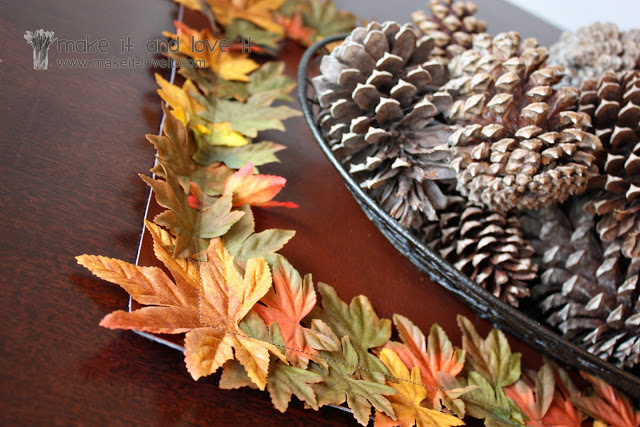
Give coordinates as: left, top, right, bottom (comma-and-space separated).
456, 316, 526, 426
211, 61, 296, 102
222, 204, 295, 262
174, 0, 200, 9
226, 18, 282, 50
147, 104, 198, 184
277, 11, 314, 45
233, 312, 326, 411
457, 315, 520, 388
194, 140, 285, 169
312, 282, 392, 383
222, 162, 298, 208
219, 359, 259, 389
198, 91, 301, 138
277, 0, 310, 17
302, 0, 356, 42
155, 74, 203, 126
571, 372, 640, 427
206, 0, 285, 36
310, 336, 397, 425
193, 121, 248, 147
460, 371, 526, 427
77, 223, 286, 389
374, 348, 465, 427
140, 167, 244, 258
253, 255, 338, 367
165, 21, 259, 81
384, 315, 470, 416
504, 364, 584, 427
221, 355, 324, 413
189, 162, 235, 200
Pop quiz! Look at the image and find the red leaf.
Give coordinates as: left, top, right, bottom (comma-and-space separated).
223, 162, 298, 208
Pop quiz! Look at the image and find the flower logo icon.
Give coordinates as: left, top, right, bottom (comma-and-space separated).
25, 29, 57, 70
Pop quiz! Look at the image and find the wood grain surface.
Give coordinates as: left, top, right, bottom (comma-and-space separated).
0, 0, 562, 425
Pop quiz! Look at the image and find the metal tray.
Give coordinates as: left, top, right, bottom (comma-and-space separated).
297, 34, 640, 399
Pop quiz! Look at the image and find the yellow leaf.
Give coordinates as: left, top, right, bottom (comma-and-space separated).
167, 21, 258, 81
192, 124, 211, 135
210, 122, 248, 147
155, 74, 203, 125
174, 0, 201, 10
375, 349, 465, 427
208, 0, 285, 35
219, 53, 260, 82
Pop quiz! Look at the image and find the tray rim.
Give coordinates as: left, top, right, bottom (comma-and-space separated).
296, 33, 640, 399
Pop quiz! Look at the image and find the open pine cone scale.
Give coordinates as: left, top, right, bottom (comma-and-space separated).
582, 70, 640, 258
444, 32, 602, 213
313, 21, 459, 228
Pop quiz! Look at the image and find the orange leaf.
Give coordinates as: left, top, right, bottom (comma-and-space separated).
253, 255, 332, 367
504, 364, 583, 427
223, 162, 298, 208
572, 373, 640, 427
166, 21, 258, 81
78, 221, 285, 390
385, 315, 465, 411
277, 12, 314, 45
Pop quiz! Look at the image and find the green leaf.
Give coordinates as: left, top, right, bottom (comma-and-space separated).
310, 336, 397, 426
172, 54, 217, 95
222, 205, 295, 262
212, 61, 296, 102
312, 283, 392, 383
199, 194, 245, 239
247, 62, 296, 101
457, 315, 521, 388
302, 0, 356, 41
237, 313, 325, 412
219, 360, 259, 390
194, 140, 285, 169
148, 104, 198, 179
267, 357, 324, 412
239, 310, 284, 345
278, 0, 310, 17
200, 93, 301, 138
462, 371, 526, 427
226, 18, 282, 50
140, 168, 244, 258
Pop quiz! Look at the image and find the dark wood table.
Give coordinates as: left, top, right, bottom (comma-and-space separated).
0, 0, 561, 424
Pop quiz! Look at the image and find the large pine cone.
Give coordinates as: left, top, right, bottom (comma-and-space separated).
522, 200, 640, 368
582, 70, 640, 259
410, 0, 487, 63
549, 22, 640, 87
426, 200, 537, 306
313, 21, 457, 228
444, 32, 601, 213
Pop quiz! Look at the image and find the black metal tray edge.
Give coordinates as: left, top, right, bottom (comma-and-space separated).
297, 34, 640, 399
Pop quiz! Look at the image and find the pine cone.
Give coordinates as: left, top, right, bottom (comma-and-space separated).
581, 70, 640, 259
444, 32, 601, 213
313, 21, 457, 228
410, 0, 487, 63
522, 199, 640, 368
548, 22, 640, 88
427, 200, 537, 306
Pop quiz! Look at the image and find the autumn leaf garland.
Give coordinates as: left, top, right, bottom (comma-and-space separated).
75, 3, 640, 427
